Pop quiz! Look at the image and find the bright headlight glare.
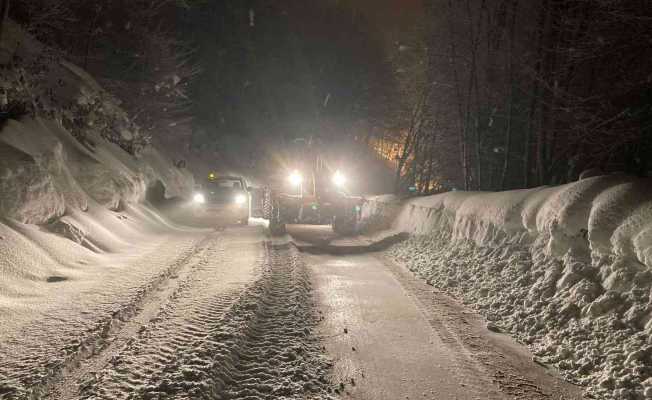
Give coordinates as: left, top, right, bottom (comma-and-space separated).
289, 170, 302, 186
332, 170, 346, 186
193, 193, 205, 204
235, 194, 247, 204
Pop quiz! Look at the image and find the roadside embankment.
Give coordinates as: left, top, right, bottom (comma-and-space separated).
362, 176, 652, 400
0, 21, 201, 398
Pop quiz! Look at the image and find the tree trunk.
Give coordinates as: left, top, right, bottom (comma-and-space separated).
394, 84, 432, 193
500, 0, 519, 190
83, 5, 103, 70
465, 0, 482, 190
0, 0, 9, 45
536, 0, 554, 185
542, 1, 561, 185
447, 0, 469, 190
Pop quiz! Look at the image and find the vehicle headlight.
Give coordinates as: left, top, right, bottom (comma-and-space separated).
332, 170, 346, 187
289, 170, 303, 186
235, 194, 247, 205
193, 193, 206, 204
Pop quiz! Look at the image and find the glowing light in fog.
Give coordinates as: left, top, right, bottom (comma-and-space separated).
289, 171, 303, 186
235, 194, 247, 204
193, 193, 206, 204
332, 170, 346, 186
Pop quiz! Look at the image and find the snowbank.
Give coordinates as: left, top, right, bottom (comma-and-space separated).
0, 116, 192, 223
0, 18, 208, 398
0, 114, 200, 396
359, 194, 401, 233
366, 174, 652, 267
363, 176, 652, 399
0, 67, 197, 333
0, 19, 193, 221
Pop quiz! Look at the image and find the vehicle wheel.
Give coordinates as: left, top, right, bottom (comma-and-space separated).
262, 188, 273, 220
268, 195, 286, 236
333, 214, 356, 235
269, 218, 286, 235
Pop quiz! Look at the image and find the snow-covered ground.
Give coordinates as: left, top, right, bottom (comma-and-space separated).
363, 176, 652, 400
0, 21, 338, 399
0, 109, 210, 398
0, 116, 334, 399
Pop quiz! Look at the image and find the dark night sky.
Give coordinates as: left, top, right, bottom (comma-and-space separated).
181, 0, 406, 188
341, 0, 422, 30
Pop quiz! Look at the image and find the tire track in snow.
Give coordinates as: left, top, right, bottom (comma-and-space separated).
76, 238, 334, 399
215, 244, 335, 400
0, 232, 207, 400
46, 234, 218, 400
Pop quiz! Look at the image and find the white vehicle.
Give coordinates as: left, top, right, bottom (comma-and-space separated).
192, 174, 251, 225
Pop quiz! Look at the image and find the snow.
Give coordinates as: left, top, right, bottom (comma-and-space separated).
0, 49, 199, 398
368, 175, 652, 266
71, 236, 334, 400
0, 109, 197, 329
358, 194, 401, 233
361, 176, 652, 400
0, 115, 193, 222
0, 20, 334, 399
0, 140, 207, 394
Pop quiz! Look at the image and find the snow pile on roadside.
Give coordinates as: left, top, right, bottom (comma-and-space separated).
1, 19, 193, 225
0, 119, 199, 396
0, 116, 192, 224
359, 194, 401, 233
0, 21, 201, 397
364, 175, 652, 399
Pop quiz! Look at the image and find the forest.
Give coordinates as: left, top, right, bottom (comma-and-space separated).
2, 0, 651, 192
387, 0, 652, 192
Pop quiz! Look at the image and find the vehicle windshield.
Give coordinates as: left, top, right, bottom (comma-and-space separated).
207, 178, 243, 191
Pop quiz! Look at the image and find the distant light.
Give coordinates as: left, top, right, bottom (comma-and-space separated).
193, 193, 206, 204
332, 170, 346, 187
235, 194, 247, 205
289, 171, 303, 186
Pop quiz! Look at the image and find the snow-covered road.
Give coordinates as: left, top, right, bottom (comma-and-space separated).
0, 225, 333, 399
1, 222, 583, 400
292, 225, 583, 400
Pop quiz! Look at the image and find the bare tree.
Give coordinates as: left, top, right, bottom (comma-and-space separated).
0, 0, 9, 44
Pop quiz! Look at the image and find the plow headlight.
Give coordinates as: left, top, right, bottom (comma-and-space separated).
193, 193, 206, 204
332, 170, 346, 187
235, 194, 247, 205
289, 170, 303, 186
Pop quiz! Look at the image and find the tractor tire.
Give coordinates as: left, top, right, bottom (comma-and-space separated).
262, 188, 273, 220
332, 214, 357, 236
267, 194, 286, 236
269, 218, 286, 235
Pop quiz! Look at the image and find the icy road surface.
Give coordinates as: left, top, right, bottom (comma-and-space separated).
0, 225, 333, 399
288, 224, 584, 400
1, 221, 582, 399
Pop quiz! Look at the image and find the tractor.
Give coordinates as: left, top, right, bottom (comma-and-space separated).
262, 137, 361, 236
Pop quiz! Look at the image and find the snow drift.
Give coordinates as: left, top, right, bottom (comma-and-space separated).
364, 176, 652, 400
0, 20, 193, 226
370, 174, 652, 267
0, 20, 196, 298
0, 21, 202, 397
1, 117, 192, 223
